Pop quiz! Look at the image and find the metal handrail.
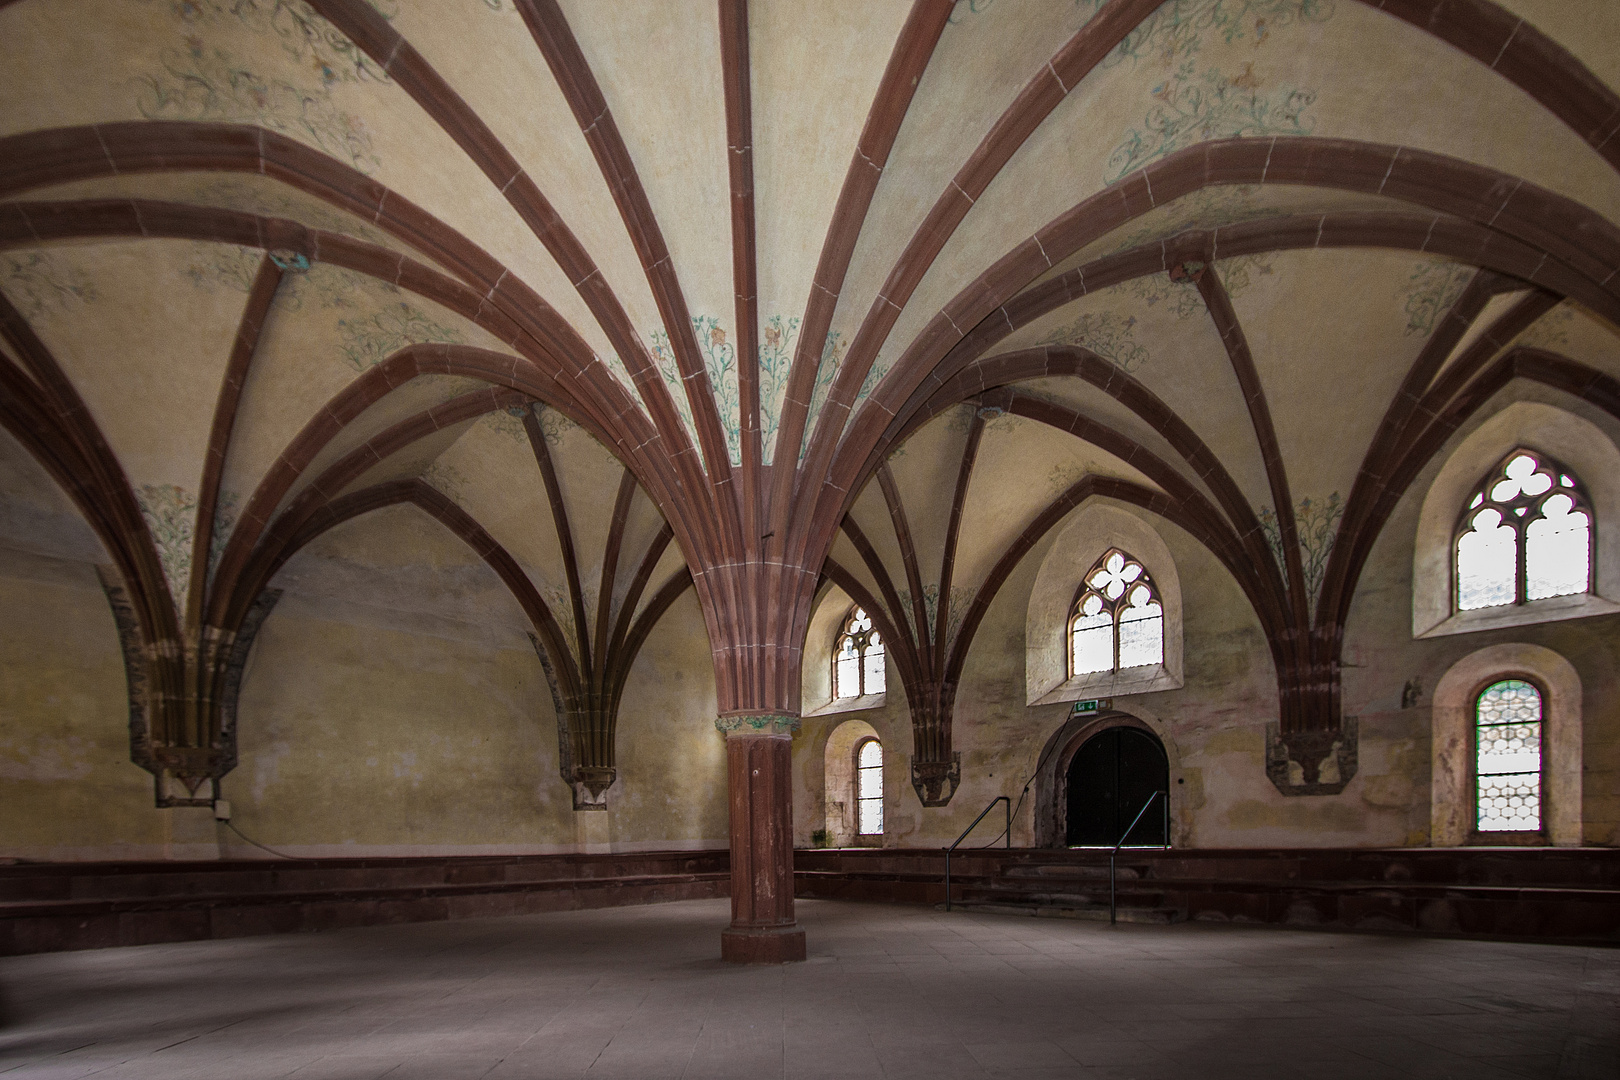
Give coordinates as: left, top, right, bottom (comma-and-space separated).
1110, 790, 1168, 925
942, 795, 1010, 912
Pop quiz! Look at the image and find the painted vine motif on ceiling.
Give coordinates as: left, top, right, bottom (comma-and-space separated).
183, 244, 263, 294
180, 179, 395, 250
649, 317, 737, 465
1106, 185, 1286, 260
799, 330, 846, 464
476, 403, 572, 447
421, 459, 470, 503
182, 251, 466, 371
1090, 186, 1279, 319
337, 300, 463, 373
1518, 306, 1576, 351
207, 490, 239, 586
136, 1, 391, 174
1401, 261, 1474, 337
896, 583, 975, 649
1107, 0, 1335, 70
1258, 490, 1343, 617
1037, 311, 1149, 371
0, 252, 98, 319
948, 0, 1105, 25
758, 314, 801, 465
135, 482, 198, 607
1102, 0, 1332, 184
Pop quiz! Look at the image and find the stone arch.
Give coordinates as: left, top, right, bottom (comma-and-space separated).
1030, 705, 1184, 849
1026, 502, 1183, 706
824, 717, 882, 847
1431, 642, 1583, 847
1415, 401, 1620, 638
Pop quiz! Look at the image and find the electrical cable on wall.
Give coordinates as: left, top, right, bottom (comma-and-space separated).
221, 818, 321, 861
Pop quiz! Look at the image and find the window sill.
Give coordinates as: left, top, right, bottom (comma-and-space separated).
1029, 664, 1182, 708
1416, 593, 1620, 639
806, 693, 886, 718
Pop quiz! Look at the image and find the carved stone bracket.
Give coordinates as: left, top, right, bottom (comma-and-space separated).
910, 752, 961, 807
715, 714, 801, 736
1265, 718, 1359, 796
98, 566, 283, 808
570, 765, 617, 811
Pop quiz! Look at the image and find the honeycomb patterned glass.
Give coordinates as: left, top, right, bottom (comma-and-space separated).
857, 739, 883, 836
1475, 679, 1543, 833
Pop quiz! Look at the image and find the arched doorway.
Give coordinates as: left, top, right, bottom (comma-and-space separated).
1065, 726, 1169, 847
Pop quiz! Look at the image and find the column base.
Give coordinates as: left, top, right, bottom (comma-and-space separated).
720, 924, 806, 964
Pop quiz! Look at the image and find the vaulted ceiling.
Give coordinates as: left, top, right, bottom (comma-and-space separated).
2, 0, 1618, 733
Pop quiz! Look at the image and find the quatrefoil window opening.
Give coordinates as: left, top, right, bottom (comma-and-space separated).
1455, 450, 1592, 613
833, 607, 886, 699
1069, 549, 1164, 677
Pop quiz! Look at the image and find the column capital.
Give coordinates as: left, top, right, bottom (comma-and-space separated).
715, 714, 801, 736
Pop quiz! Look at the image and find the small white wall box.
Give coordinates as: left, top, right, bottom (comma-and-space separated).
213, 800, 231, 821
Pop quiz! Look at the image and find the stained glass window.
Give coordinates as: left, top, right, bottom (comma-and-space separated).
1475, 679, 1543, 833
1068, 549, 1164, 677
856, 738, 883, 836
833, 607, 885, 699
1456, 451, 1591, 611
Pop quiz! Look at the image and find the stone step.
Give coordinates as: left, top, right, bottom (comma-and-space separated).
0, 854, 732, 955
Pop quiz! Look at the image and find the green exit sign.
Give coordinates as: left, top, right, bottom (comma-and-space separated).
1072, 698, 1112, 715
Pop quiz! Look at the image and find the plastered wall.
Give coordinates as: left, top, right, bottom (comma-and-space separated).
3, 408, 1615, 861
0, 494, 730, 861
792, 486, 1618, 851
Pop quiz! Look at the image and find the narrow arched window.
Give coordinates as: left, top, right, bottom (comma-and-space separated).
833, 607, 885, 699
1069, 549, 1164, 676
1456, 450, 1592, 612
856, 737, 883, 836
1475, 678, 1543, 834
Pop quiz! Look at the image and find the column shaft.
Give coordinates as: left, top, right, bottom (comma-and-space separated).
720, 730, 804, 963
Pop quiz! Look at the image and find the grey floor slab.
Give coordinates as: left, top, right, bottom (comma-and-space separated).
1, 898, 1615, 1079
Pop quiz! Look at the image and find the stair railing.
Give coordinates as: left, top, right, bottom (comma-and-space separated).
942, 795, 1010, 912
1110, 789, 1168, 925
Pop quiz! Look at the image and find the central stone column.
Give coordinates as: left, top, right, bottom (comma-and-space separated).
717, 716, 805, 963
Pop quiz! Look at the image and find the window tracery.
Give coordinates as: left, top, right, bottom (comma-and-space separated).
833, 607, 885, 699
855, 737, 883, 837
1475, 678, 1543, 834
1456, 450, 1591, 612
1069, 549, 1164, 677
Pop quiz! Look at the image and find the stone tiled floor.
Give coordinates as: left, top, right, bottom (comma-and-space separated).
0, 898, 1614, 1079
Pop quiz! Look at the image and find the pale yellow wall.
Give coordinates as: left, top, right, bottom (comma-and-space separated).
0, 500, 729, 862
4, 398, 1615, 860
790, 454, 1618, 851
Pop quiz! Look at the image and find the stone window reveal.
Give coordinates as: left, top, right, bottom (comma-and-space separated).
1475, 678, 1544, 834
1456, 450, 1591, 613
833, 607, 885, 699
855, 737, 883, 837
1069, 549, 1164, 677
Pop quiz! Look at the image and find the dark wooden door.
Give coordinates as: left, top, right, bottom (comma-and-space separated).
1065, 726, 1168, 847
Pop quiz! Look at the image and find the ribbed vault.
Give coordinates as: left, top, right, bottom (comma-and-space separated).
3, 0, 1620, 952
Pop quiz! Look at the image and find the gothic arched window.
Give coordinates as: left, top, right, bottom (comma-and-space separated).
1475, 678, 1543, 834
1069, 549, 1164, 677
833, 607, 885, 699
855, 737, 883, 837
1456, 450, 1592, 612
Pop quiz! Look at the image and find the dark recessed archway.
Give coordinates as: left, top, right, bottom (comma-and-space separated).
1065, 726, 1169, 848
